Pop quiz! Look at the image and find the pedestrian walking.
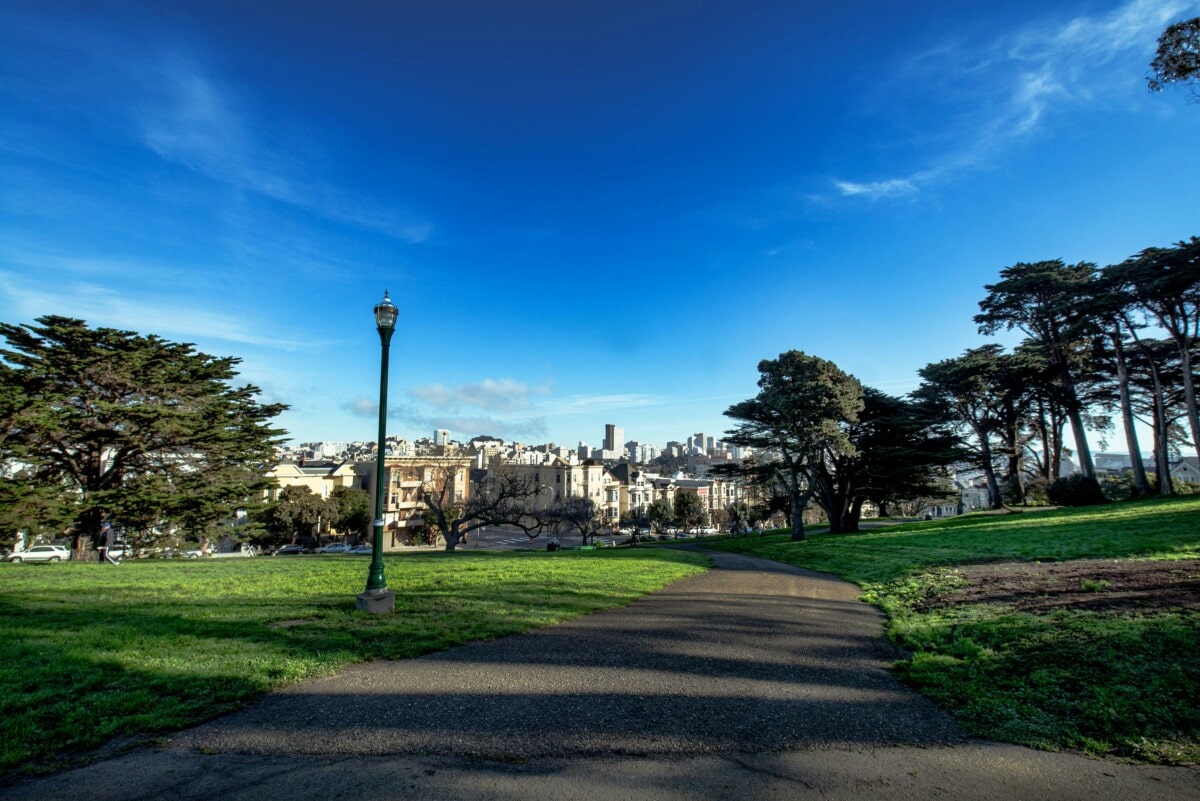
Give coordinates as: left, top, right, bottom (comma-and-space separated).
100, 521, 119, 564
98, 521, 111, 563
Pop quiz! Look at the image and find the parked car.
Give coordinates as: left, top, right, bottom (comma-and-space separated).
160, 548, 204, 559
315, 543, 351, 554
348, 544, 373, 554
272, 544, 308, 556
6, 545, 71, 563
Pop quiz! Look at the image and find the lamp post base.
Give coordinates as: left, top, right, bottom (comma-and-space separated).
356, 588, 396, 614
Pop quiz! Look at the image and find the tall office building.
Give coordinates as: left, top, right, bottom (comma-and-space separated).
434, 429, 450, 446
604, 424, 624, 453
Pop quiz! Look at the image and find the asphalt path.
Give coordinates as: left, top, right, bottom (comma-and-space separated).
2, 549, 1196, 800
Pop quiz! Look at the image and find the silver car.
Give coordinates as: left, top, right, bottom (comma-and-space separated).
6, 545, 71, 563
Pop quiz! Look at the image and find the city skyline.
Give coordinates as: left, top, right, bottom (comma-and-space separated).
3, 1, 1198, 448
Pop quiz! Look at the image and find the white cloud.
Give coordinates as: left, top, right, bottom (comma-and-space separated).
833, 0, 1198, 199
344, 397, 379, 418
408, 378, 552, 412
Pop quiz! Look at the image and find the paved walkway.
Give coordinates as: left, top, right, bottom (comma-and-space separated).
3, 550, 1196, 800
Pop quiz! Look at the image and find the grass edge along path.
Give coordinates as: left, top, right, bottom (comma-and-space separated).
0, 548, 708, 779
708, 496, 1200, 764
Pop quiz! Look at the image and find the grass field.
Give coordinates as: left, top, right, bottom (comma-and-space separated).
0, 548, 708, 777
708, 496, 1200, 763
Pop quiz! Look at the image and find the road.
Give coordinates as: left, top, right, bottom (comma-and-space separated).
463, 524, 625, 551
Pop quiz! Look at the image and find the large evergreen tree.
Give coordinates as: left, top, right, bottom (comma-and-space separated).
724, 351, 863, 541
975, 261, 1100, 479
0, 316, 287, 552
1110, 238, 1200, 461
915, 346, 1011, 509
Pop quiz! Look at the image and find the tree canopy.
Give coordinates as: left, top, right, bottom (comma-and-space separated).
975, 260, 1100, 479
260, 485, 329, 545
724, 351, 863, 540
1149, 16, 1200, 96
0, 316, 287, 551
672, 489, 705, 528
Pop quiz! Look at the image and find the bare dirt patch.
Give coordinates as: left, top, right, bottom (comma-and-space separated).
930, 559, 1200, 614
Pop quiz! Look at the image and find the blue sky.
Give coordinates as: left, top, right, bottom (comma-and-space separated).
2, 0, 1198, 449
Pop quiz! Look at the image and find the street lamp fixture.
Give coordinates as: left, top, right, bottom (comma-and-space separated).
357, 290, 398, 613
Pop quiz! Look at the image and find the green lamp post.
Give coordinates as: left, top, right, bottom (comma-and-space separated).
357, 290, 398, 613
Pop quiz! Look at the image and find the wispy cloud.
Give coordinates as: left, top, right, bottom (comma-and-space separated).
0, 264, 305, 349
551, 393, 669, 413
833, 0, 1196, 198
834, 178, 918, 200
140, 53, 432, 243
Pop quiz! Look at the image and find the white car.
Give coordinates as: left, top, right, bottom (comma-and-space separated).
6, 545, 71, 563
348, 544, 373, 554
315, 543, 351, 554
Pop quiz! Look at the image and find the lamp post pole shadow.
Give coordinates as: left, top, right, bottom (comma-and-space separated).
358, 291, 397, 614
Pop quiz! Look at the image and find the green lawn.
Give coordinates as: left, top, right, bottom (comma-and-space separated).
708, 496, 1200, 763
0, 548, 708, 777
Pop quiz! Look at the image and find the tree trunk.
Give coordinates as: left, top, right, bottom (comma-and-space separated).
1110, 329, 1150, 498
1050, 416, 1064, 479
1057, 366, 1096, 478
1150, 368, 1175, 497
1031, 399, 1051, 479
976, 436, 1004, 510
1176, 338, 1200, 462
789, 491, 806, 542
1000, 397, 1025, 504
1004, 448, 1025, 505
845, 497, 864, 532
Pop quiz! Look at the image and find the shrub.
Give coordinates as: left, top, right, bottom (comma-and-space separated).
1022, 475, 1051, 506
1048, 475, 1107, 507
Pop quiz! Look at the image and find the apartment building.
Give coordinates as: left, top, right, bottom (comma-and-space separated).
373, 456, 474, 549
265, 460, 364, 501
499, 459, 622, 521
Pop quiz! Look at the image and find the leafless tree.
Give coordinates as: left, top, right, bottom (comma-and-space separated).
418, 463, 548, 551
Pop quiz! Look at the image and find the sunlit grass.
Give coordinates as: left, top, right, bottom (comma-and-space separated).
710, 495, 1200, 763
0, 549, 707, 776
